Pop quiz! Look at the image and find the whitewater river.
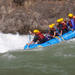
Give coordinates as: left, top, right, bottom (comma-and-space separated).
0, 33, 75, 75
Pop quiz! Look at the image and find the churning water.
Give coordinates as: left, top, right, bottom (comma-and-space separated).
0, 33, 75, 75
0, 32, 28, 53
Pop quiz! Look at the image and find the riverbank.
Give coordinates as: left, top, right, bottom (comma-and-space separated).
0, 0, 74, 34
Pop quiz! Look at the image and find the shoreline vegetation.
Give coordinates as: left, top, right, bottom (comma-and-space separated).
0, 0, 74, 34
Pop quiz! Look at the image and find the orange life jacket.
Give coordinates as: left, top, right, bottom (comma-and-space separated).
36, 32, 45, 40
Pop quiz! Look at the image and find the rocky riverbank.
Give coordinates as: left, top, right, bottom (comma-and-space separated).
0, 0, 74, 34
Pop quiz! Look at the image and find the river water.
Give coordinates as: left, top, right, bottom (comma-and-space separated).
0, 33, 75, 75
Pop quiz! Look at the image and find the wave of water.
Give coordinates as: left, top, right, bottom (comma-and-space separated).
0, 33, 29, 53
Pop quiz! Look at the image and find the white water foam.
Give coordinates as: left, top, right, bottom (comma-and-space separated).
0, 32, 29, 53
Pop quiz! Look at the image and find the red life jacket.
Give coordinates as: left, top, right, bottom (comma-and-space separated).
61, 23, 67, 30
36, 32, 45, 40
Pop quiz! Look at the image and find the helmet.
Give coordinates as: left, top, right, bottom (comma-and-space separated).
68, 13, 73, 18
49, 25, 54, 28
60, 18, 64, 22
33, 29, 40, 33
57, 19, 61, 23
51, 24, 55, 26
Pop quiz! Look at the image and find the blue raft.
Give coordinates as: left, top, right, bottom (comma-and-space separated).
24, 30, 75, 50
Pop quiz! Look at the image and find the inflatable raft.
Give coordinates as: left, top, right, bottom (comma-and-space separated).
24, 30, 75, 50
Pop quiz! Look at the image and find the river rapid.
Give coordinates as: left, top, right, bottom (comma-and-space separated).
0, 33, 75, 75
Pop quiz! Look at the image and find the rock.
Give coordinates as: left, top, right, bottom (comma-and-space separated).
0, 0, 75, 34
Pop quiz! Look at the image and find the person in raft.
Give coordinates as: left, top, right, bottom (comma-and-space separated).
48, 24, 59, 39
56, 18, 68, 36
27, 29, 48, 46
67, 13, 75, 31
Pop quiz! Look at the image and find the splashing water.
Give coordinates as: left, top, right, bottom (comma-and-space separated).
0, 32, 29, 53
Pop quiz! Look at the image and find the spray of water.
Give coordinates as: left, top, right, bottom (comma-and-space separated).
0, 32, 28, 53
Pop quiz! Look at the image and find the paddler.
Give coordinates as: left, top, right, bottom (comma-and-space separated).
60, 18, 69, 32
56, 18, 68, 36
27, 29, 48, 46
48, 24, 59, 39
67, 13, 75, 31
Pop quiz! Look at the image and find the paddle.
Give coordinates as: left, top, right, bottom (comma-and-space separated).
60, 36, 64, 41
28, 34, 31, 43
26, 31, 32, 48
28, 30, 32, 43
55, 36, 62, 42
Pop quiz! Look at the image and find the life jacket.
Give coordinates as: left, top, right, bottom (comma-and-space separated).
69, 18, 75, 29
57, 24, 62, 32
68, 20, 73, 28
61, 22, 67, 30
36, 32, 45, 40
49, 28, 56, 37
